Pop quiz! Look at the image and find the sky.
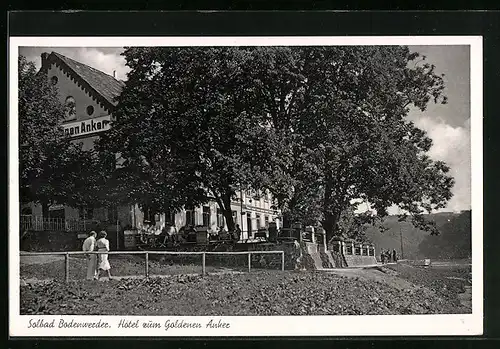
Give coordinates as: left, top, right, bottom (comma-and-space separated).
19, 45, 471, 213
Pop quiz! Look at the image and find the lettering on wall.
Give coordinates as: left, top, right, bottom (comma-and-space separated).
62, 115, 111, 137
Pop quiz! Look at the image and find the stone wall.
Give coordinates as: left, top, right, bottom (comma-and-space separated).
329, 250, 348, 268
329, 240, 377, 268
21, 230, 378, 269
344, 254, 377, 267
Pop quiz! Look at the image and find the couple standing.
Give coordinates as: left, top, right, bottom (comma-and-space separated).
82, 230, 112, 280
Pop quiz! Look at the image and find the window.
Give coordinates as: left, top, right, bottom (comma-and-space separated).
256, 214, 261, 230
86, 105, 95, 116
65, 96, 77, 121
50, 76, 58, 85
165, 210, 175, 224
266, 191, 272, 201
216, 208, 225, 227
247, 215, 252, 236
202, 206, 210, 227
264, 215, 269, 227
253, 190, 261, 200
185, 210, 195, 226
143, 206, 155, 223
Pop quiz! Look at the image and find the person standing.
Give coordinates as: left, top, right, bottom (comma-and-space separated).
234, 224, 242, 242
82, 231, 97, 280
392, 249, 398, 263
380, 249, 386, 264
386, 250, 392, 263
96, 231, 112, 280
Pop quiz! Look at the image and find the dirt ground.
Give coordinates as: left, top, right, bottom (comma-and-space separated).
19, 259, 472, 316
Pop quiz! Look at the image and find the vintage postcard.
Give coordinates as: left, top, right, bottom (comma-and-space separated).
9, 36, 483, 337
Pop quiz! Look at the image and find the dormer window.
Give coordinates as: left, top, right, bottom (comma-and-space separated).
65, 96, 77, 121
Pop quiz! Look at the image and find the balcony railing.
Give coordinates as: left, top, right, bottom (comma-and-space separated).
20, 215, 100, 232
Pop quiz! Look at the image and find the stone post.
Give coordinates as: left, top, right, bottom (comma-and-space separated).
323, 234, 327, 253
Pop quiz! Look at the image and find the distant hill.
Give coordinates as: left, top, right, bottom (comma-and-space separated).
365, 211, 469, 259
417, 210, 471, 260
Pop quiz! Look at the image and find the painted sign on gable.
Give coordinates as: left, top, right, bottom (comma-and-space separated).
62, 115, 111, 137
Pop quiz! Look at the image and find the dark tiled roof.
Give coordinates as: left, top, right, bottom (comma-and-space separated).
51, 52, 125, 106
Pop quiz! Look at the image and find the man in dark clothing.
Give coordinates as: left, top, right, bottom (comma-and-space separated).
392, 249, 398, 263
234, 224, 242, 241
381, 250, 386, 264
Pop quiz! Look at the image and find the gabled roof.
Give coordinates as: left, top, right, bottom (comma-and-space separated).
40, 51, 125, 112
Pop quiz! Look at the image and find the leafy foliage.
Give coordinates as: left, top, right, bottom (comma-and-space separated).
19, 55, 103, 214
97, 47, 271, 229
97, 46, 454, 239
241, 46, 454, 240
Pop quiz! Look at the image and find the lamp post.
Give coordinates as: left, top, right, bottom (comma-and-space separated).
400, 225, 404, 260
399, 208, 404, 260
240, 189, 244, 238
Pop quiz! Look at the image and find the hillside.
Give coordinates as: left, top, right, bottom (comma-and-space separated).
365, 212, 466, 259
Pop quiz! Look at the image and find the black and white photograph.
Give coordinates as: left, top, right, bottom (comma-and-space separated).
9, 36, 482, 336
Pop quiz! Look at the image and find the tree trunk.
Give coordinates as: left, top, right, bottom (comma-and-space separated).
323, 211, 340, 243
323, 175, 333, 241
282, 213, 292, 229
221, 194, 235, 231
322, 173, 342, 242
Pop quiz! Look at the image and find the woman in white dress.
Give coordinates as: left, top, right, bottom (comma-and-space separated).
96, 231, 112, 280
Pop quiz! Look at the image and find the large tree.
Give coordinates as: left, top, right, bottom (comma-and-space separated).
19, 55, 99, 217
98, 46, 454, 240
244, 46, 454, 241
97, 47, 268, 229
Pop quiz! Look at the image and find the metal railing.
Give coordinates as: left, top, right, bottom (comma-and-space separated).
20, 215, 100, 232
20, 250, 286, 282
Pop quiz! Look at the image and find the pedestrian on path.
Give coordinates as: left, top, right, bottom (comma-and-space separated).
82, 231, 97, 280
392, 249, 398, 263
96, 231, 112, 280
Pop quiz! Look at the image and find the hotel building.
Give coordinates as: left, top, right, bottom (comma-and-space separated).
22, 51, 279, 240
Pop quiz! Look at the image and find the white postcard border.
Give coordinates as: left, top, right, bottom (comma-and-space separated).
9, 36, 483, 337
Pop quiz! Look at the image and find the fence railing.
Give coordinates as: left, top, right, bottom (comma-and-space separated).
20, 250, 285, 282
20, 215, 100, 232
